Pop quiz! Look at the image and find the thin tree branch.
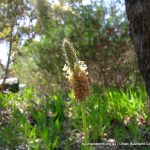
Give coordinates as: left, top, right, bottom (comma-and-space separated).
2, 23, 14, 91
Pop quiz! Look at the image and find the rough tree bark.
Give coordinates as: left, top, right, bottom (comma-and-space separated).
125, 0, 150, 115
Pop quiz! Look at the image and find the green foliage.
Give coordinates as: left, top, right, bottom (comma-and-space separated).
0, 89, 64, 149
0, 86, 149, 149
10, 0, 141, 92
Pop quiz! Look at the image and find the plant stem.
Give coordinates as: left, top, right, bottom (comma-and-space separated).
81, 102, 88, 144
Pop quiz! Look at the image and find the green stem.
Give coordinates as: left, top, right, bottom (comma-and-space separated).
81, 102, 88, 144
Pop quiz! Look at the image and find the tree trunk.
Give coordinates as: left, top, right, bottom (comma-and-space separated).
125, 0, 150, 115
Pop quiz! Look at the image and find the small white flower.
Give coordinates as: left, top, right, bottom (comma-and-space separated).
63, 64, 73, 80
63, 60, 88, 79
78, 61, 87, 71
63, 64, 69, 71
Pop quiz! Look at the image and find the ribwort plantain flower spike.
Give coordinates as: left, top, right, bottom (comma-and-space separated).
62, 38, 89, 101
62, 38, 79, 70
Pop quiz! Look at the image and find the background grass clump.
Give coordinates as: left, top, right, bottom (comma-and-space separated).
0, 86, 149, 149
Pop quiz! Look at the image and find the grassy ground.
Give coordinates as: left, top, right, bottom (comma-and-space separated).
0, 86, 149, 150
